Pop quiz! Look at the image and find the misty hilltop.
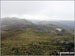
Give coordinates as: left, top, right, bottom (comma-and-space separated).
1, 17, 33, 30
1, 17, 74, 31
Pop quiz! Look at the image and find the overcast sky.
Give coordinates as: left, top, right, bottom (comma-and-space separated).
1, 1, 74, 21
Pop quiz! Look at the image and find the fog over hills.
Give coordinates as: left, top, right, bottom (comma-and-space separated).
1, 17, 74, 32
1, 1, 74, 55
1, 17, 33, 30
28, 19, 74, 30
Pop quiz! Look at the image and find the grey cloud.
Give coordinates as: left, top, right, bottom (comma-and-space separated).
1, 1, 74, 21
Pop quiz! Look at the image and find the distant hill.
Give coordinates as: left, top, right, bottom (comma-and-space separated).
1, 17, 33, 31
58, 21, 74, 29
30, 20, 74, 32
1, 17, 74, 33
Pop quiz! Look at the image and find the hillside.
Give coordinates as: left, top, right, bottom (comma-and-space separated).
1, 17, 74, 55
1, 17, 33, 31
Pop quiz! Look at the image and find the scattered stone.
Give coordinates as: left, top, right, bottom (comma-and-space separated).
31, 42, 39, 45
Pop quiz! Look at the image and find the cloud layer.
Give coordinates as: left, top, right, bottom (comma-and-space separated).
1, 1, 74, 21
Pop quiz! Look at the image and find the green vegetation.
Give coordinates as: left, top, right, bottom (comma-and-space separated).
1, 28, 74, 55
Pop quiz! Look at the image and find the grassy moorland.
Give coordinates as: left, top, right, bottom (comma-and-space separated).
1, 28, 74, 55
1, 17, 74, 55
